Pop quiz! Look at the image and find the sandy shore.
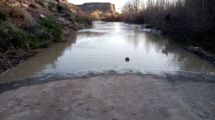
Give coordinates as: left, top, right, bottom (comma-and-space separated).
0, 73, 215, 120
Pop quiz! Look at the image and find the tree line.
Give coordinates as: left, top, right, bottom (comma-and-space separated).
120, 0, 215, 53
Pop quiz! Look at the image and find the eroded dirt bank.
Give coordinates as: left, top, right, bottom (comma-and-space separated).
0, 73, 215, 120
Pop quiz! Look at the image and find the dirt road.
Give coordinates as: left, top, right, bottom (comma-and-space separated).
0, 73, 215, 120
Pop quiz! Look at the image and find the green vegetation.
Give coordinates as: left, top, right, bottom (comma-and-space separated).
0, 16, 63, 51
0, 23, 29, 51
39, 17, 63, 40
0, 0, 92, 72
121, 0, 215, 53
0, 3, 92, 52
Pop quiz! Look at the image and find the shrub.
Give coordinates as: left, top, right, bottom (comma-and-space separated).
7, 26, 31, 49
23, 24, 51, 48
0, 18, 62, 50
29, 38, 51, 48
39, 17, 63, 40
0, 23, 31, 50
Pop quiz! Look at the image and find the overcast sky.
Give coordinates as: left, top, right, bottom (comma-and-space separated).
68, 0, 129, 10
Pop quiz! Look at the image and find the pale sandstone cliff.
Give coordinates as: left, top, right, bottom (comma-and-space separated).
78, 2, 117, 20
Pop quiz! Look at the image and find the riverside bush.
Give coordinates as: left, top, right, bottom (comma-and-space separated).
0, 16, 63, 50
39, 17, 63, 41
0, 24, 30, 50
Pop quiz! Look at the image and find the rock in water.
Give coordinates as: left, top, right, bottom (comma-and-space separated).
125, 57, 130, 62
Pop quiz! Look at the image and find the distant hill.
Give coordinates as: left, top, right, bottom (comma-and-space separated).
78, 2, 117, 20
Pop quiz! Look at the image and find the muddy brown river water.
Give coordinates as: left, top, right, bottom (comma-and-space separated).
0, 22, 215, 82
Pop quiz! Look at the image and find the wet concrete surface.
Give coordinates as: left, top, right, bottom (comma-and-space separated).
0, 73, 215, 120
2, 22, 215, 82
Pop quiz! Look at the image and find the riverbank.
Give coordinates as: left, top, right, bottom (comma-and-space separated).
0, 72, 215, 120
138, 24, 215, 67
120, 0, 215, 61
0, 0, 92, 73
0, 27, 89, 74
184, 47, 215, 66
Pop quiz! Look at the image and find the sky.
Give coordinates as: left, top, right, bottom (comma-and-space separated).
68, 0, 129, 11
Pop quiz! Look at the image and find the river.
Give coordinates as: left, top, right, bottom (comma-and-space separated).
0, 22, 215, 82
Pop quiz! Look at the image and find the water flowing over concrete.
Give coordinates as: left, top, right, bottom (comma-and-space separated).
0, 22, 215, 82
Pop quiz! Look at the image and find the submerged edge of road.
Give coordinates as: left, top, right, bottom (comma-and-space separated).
0, 71, 215, 94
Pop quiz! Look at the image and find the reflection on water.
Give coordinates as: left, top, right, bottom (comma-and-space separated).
0, 22, 215, 82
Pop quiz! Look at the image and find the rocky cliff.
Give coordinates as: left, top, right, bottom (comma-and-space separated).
79, 2, 116, 14
78, 2, 117, 20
